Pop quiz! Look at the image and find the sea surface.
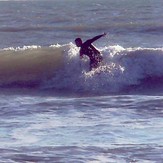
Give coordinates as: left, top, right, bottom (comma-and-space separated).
0, 0, 163, 162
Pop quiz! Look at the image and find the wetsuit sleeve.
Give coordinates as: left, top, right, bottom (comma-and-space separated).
88, 33, 106, 44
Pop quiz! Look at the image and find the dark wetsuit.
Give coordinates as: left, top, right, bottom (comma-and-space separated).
80, 39, 103, 70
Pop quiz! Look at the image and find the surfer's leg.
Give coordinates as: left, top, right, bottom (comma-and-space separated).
90, 60, 98, 70
90, 60, 94, 70
90, 62, 93, 71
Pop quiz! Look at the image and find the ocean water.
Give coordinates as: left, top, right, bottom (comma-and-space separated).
0, 0, 163, 162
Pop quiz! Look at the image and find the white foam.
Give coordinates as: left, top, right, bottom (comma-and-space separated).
42, 43, 163, 93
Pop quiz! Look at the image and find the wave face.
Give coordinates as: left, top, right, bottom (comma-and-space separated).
0, 43, 163, 94
0, 45, 63, 87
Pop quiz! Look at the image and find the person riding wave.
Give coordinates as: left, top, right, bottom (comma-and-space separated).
75, 33, 106, 70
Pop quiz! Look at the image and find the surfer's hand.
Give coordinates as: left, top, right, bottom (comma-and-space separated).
102, 32, 106, 37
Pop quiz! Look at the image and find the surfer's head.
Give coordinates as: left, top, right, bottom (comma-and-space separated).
75, 38, 82, 47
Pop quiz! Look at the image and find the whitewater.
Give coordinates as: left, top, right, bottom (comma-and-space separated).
0, 0, 163, 162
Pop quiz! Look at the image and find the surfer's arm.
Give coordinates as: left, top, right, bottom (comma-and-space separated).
79, 49, 84, 59
88, 33, 106, 44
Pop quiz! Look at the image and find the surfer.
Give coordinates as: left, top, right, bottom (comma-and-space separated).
75, 33, 106, 70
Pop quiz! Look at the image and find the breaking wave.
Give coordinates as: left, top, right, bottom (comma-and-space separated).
0, 43, 163, 94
